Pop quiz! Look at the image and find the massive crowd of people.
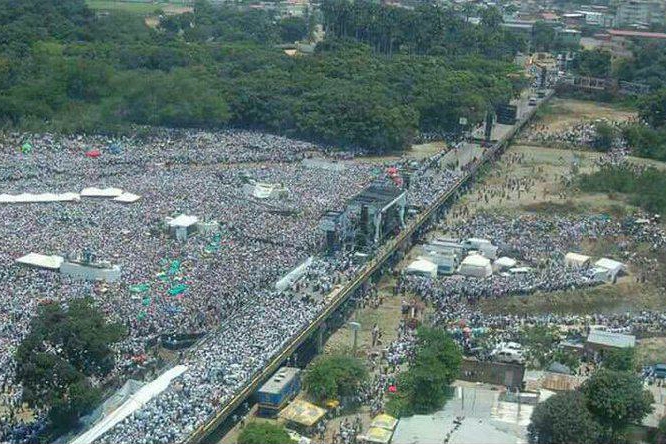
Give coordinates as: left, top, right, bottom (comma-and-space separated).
0, 127, 468, 443
399, 212, 666, 359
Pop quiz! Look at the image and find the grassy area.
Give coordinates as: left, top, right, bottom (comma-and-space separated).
477, 280, 665, 316
637, 337, 666, 367
86, 0, 191, 15
526, 98, 637, 132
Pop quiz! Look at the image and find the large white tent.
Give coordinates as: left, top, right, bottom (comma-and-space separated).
459, 254, 492, 278
493, 256, 517, 271
80, 187, 124, 198
15, 253, 64, 270
405, 259, 438, 278
113, 192, 142, 203
593, 258, 625, 281
0, 192, 80, 203
565, 252, 590, 268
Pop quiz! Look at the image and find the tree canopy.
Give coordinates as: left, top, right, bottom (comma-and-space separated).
0, 0, 523, 153
238, 421, 293, 444
15, 298, 126, 437
387, 327, 462, 416
302, 354, 368, 403
528, 391, 601, 444
580, 369, 653, 440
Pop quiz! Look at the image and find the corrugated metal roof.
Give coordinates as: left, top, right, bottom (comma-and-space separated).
587, 330, 636, 348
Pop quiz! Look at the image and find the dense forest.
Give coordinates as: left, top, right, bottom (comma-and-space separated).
0, 0, 525, 152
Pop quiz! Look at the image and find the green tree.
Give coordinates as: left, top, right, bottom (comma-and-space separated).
528, 391, 601, 444
279, 16, 308, 43
387, 327, 461, 416
238, 421, 293, 444
523, 325, 560, 369
602, 348, 635, 372
639, 88, 666, 128
303, 354, 368, 403
576, 49, 611, 78
15, 298, 126, 437
580, 369, 653, 440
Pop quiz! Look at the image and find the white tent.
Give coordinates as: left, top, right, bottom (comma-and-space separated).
113, 192, 141, 203
405, 259, 438, 278
15, 253, 64, 270
459, 254, 492, 278
594, 258, 625, 281
168, 214, 199, 228
0, 192, 80, 203
494, 256, 517, 271
81, 187, 124, 198
565, 252, 590, 268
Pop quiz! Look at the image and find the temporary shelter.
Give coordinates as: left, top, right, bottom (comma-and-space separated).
564, 252, 590, 268
371, 414, 398, 431
81, 187, 124, 198
16, 253, 64, 270
405, 259, 438, 278
593, 258, 625, 281
493, 256, 517, 271
278, 400, 326, 428
113, 193, 142, 203
0, 192, 80, 203
459, 254, 492, 278
361, 427, 393, 444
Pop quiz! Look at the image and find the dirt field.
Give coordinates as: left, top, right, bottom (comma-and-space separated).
532, 98, 637, 132
435, 98, 666, 317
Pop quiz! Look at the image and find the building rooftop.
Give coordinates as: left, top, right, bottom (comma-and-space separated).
587, 330, 636, 348
258, 367, 300, 395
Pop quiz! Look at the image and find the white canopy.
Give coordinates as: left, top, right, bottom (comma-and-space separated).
406, 259, 438, 278
71, 365, 188, 444
594, 258, 625, 281
113, 192, 141, 203
459, 254, 492, 278
565, 252, 590, 268
16, 253, 64, 270
168, 214, 199, 228
494, 256, 517, 270
0, 192, 80, 203
80, 187, 124, 198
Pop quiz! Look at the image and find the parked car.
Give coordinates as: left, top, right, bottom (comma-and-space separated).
528, 97, 537, 106
654, 364, 666, 379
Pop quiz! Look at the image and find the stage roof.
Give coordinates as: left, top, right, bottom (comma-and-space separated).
16, 253, 64, 270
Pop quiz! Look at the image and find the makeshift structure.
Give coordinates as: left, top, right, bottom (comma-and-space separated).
15, 253, 64, 270
564, 252, 590, 268
493, 256, 517, 271
371, 414, 398, 431
278, 400, 326, 428
361, 427, 393, 444
592, 258, 625, 282
405, 259, 438, 278
459, 254, 492, 278
0, 192, 80, 203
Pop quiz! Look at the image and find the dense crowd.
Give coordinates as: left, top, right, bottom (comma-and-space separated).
0, 128, 468, 443
399, 213, 666, 358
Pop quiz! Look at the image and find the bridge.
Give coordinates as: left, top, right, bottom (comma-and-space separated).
183, 90, 554, 444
